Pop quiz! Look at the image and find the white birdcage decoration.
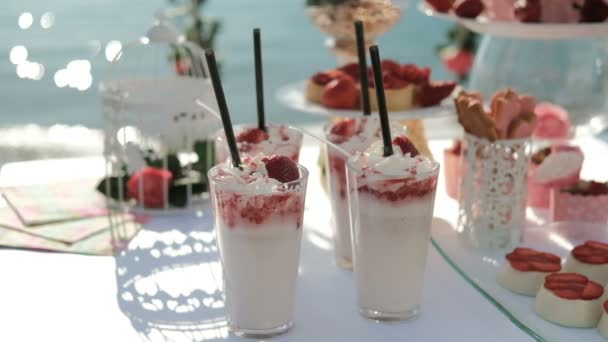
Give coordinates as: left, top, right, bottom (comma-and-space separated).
100, 15, 220, 212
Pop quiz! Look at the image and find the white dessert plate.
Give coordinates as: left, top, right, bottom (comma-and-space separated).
432, 220, 608, 342
275, 80, 455, 120
418, 2, 608, 40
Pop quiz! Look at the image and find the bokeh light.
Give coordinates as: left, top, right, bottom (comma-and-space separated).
9, 46, 28, 65
105, 40, 123, 62
40, 12, 55, 29
18, 12, 34, 29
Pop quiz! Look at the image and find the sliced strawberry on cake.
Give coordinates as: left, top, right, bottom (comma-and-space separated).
564, 241, 608, 285
533, 272, 603, 328
306, 70, 353, 104
497, 247, 562, 296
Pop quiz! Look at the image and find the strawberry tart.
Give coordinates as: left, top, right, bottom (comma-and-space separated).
598, 300, 608, 338
533, 272, 604, 328
497, 247, 561, 296
527, 144, 583, 208
307, 61, 456, 111
564, 241, 608, 286
551, 180, 608, 223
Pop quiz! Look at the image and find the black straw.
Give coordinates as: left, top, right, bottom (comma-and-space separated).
204, 49, 242, 168
369, 45, 393, 157
253, 28, 266, 132
355, 21, 371, 116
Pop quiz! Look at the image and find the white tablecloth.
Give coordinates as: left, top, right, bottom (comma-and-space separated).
0, 131, 547, 342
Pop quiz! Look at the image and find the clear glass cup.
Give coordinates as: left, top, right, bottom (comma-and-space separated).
215, 124, 303, 163
346, 158, 439, 322
208, 163, 309, 338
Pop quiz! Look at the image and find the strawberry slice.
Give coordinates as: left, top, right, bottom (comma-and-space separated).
572, 241, 608, 264
329, 118, 357, 144
509, 260, 533, 271
552, 289, 581, 300
581, 281, 604, 300
528, 261, 560, 272
400, 64, 431, 85
382, 71, 409, 89
236, 128, 269, 144
505, 247, 561, 272
262, 155, 300, 183
546, 272, 588, 284
381, 59, 402, 75
415, 81, 457, 107
311, 70, 353, 85
392, 136, 420, 157
339, 63, 361, 80
426, 0, 455, 12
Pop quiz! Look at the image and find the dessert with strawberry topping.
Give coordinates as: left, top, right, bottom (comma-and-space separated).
550, 180, 608, 223
598, 300, 608, 338
127, 167, 173, 208
533, 272, 604, 328
346, 136, 439, 320
564, 241, 608, 286
533, 102, 571, 140
306, 61, 456, 112
324, 117, 408, 269
208, 154, 308, 335
527, 144, 583, 208
497, 247, 561, 296
216, 124, 303, 164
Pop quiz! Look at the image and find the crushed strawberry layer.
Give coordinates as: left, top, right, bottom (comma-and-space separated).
328, 152, 348, 199
544, 273, 604, 300
358, 173, 438, 202
572, 240, 608, 264
329, 118, 358, 144
236, 128, 269, 145
505, 247, 561, 272
215, 191, 304, 228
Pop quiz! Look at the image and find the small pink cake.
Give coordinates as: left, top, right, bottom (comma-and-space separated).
533, 102, 571, 140
527, 144, 583, 208
443, 140, 463, 199
550, 181, 608, 223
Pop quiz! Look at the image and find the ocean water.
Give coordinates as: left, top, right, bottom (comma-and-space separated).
1, 0, 452, 128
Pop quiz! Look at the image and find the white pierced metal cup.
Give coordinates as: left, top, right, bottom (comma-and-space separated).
457, 134, 531, 249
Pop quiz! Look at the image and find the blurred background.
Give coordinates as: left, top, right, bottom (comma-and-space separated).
1, 0, 453, 129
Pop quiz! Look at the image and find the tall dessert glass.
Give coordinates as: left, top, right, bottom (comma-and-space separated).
215, 124, 303, 163
208, 158, 308, 338
346, 142, 439, 321
324, 117, 407, 269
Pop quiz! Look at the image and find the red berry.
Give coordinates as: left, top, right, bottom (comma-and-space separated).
320, 78, 359, 109
262, 155, 300, 183
426, 0, 454, 12
442, 48, 474, 76
236, 128, 269, 144
338, 63, 361, 80
127, 167, 173, 208
400, 64, 431, 85
311, 70, 353, 85
330, 118, 357, 138
382, 71, 409, 89
415, 81, 457, 107
380, 59, 402, 74
581, 281, 604, 300
392, 136, 420, 156
514, 0, 541, 22
453, 0, 484, 18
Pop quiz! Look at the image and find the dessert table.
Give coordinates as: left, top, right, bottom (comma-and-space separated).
4, 124, 607, 342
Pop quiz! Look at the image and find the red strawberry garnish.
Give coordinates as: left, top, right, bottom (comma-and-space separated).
544, 272, 603, 300
392, 136, 420, 156
262, 155, 300, 183
453, 0, 484, 18
572, 240, 608, 264
505, 247, 561, 272
338, 63, 361, 80
382, 71, 409, 89
311, 70, 353, 85
127, 167, 173, 208
426, 0, 455, 12
329, 118, 357, 144
514, 0, 541, 22
415, 81, 457, 107
320, 78, 360, 109
381, 59, 402, 75
400, 64, 431, 85
236, 128, 269, 144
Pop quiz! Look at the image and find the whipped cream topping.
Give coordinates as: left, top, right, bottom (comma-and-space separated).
326, 117, 408, 153
209, 154, 283, 194
349, 140, 437, 181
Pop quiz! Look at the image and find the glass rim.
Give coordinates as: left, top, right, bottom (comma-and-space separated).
345, 154, 440, 179
207, 162, 309, 188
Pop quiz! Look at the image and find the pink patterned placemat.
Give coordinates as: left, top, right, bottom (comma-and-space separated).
1, 180, 107, 226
